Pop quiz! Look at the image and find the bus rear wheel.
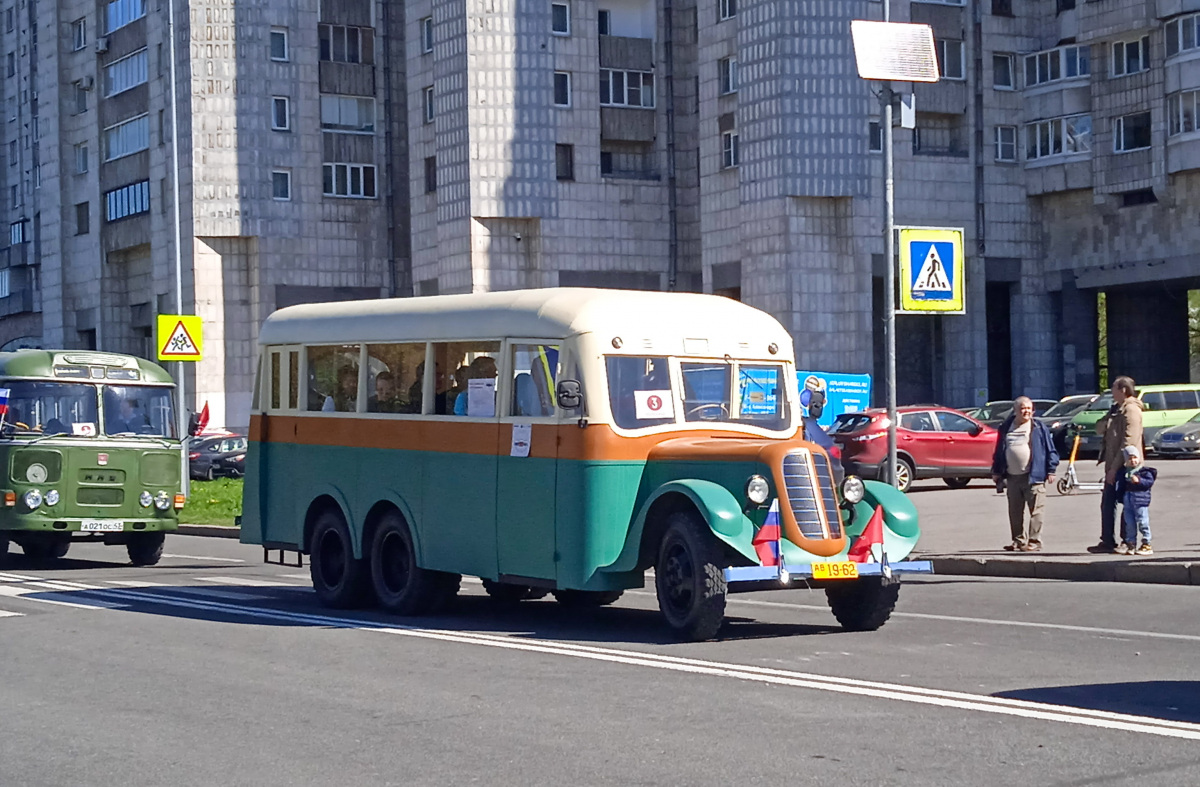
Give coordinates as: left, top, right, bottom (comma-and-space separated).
825, 576, 900, 632
654, 511, 727, 642
126, 533, 164, 567
310, 510, 370, 608
551, 589, 623, 608
369, 513, 455, 616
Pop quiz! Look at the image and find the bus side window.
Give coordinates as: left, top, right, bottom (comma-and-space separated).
307, 345, 361, 412
434, 341, 501, 417
365, 343, 424, 413
510, 344, 559, 417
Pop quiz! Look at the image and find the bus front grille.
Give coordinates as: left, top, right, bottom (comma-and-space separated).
78, 488, 124, 506
781, 451, 829, 539
810, 451, 843, 538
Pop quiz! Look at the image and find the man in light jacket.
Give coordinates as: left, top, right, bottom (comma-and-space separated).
992, 396, 1060, 552
1088, 375, 1144, 553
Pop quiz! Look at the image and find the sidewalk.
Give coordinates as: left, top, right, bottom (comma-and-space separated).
909, 455, 1200, 586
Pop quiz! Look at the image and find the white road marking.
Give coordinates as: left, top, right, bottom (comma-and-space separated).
195, 576, 293, 587
105, 580, 167, 588
276, 573, 310, 580
162, 554, 246, 563
0, 609, 23, 618
0, 586, 124, 610
45, 585, 1200, 742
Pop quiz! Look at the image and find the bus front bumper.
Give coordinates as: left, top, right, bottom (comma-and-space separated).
1, 517, 179, 535
724, 560, 933, 588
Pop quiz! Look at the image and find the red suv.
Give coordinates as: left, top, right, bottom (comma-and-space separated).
831, 406, 998, 492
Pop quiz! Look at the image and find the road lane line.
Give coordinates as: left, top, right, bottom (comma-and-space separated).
0, 609, 23, 618
106, 580, 167, 587
162, 554, 246, 563
61, 585, 1200, 741
276, 573, 310, 580
196, 576, 293, 587
165, 587, 272, 602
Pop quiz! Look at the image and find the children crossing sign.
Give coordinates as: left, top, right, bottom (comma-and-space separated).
898, 227, 965, 313
157, 315, 203, 361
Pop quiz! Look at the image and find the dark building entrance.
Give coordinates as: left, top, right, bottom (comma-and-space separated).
1103, 279, 1199, 386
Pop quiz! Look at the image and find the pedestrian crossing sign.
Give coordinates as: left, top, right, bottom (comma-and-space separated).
157, 315, 203, 362
899, 227, 965, 313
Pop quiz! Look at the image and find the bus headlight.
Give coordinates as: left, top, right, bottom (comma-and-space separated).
45, 489, 59, 506
840, 476, 866, 505
23, 489, 42, 510
154, 491, 171, 511
139, 491, 154, 508
745, 475, 770, 506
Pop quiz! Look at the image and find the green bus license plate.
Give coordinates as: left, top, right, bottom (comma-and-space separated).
812, 561, 858, 580
81, 520, 125, 533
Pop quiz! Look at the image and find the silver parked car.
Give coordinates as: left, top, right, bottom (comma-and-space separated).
1151, 411, 1200, 456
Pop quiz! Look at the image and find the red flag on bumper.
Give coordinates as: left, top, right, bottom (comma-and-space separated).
847, 505, 885, 563
752, 500, 782, 566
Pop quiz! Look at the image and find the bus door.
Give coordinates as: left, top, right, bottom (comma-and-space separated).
259, 346, 303, 544
495, 342, 560, 583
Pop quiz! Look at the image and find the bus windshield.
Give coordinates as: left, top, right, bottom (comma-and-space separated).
606, 356, 790, 431
102, 385, 178, 438
3, 381, 101, 435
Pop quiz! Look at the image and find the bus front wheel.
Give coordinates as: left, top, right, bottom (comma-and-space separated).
310, 510, 370, 608
825, 576, 899, 631
0, 532, 9, 567
654, 511, 727, 642
369, 513, 456, 615
126, 533, 164, 567
22, 535, 70, 560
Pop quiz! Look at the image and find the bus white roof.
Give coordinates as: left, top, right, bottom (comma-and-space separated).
259, 288, 792, 351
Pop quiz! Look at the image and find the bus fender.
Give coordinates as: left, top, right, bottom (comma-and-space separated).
370, 490, 424, 562
304, 483, 360, 557
614, 480, 758, 571
846, 479, 921, 561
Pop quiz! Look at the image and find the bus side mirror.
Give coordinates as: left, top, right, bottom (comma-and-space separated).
187, 412, 203, 436
556, 380, 582, 410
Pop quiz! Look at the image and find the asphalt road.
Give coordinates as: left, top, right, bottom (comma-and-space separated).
3, 536, 1200, 786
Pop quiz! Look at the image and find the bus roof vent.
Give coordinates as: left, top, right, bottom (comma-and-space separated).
56, 352, 138, 368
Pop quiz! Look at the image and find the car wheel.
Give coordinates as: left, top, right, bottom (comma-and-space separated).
894, 457, 914, 493
309, 509, 370, 609
943, 477, 971, 489
204, 466, 214, 482
654, 511, 727, 641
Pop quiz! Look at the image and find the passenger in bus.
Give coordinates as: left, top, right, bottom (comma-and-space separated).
108, 398, 150, 434
447, 365, 471, 408
407, 361, 450, 414
454, 356, 498, 416
322, 365, 358, 412
368, 371, 401, 413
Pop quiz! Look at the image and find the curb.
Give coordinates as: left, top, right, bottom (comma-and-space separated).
928, 556, 1200, 586
177, 524, 241, 539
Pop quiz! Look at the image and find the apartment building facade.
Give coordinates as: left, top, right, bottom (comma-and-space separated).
0, 0, 1196, 425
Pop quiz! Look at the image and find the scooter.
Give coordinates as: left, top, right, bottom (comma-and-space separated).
1056, 431, 1106, 495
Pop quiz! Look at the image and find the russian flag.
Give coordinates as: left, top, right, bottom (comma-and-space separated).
0, 387, 10, 417
848, 505, 886, 563
752, 499, 783, 566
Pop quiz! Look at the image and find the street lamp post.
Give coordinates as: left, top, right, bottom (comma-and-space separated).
166, 0, 187, 435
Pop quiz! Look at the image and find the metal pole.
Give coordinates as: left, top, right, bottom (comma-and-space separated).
882, 0, 898, 487
167, 0, 187, 434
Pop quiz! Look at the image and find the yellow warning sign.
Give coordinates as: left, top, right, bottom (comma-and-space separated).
157, 315, 203, 362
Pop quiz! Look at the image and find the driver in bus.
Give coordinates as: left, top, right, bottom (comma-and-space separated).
108, 398, 150, 434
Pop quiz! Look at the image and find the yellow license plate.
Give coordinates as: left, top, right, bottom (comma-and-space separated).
812, 561, 859, 580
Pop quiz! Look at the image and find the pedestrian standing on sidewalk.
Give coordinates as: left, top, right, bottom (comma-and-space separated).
992, 396, 1060, 552
1114, 445, 1156, 555
1088, 376, 1144, 554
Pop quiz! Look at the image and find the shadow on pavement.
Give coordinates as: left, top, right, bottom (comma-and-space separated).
0, 554, 241, 572
994, 681, 1200, 724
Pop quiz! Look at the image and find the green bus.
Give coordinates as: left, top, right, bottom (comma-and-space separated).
0, 350, 187, 567
241, 288, 930, 641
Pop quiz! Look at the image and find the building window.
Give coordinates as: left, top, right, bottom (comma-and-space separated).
105, 0, 144, 34
1112, 36, 1150, 77
1056, 0, 1075, 11
424, 156, 437, 193
554, 71, 571, 107
0, 269, 8, 299
599, 150, 613, 174
75, 82, 88, 113
103, 113, 150, 161
270, 27, 288, 61
104, 179, 150, 221
1167, 89, 1199, 136
4, 8, 11, 33
75, 142, 88, 173
423, 86, 434, 123
914, 0, 963, 4
913, 113, 968, 156
72, 18, 86, 51
721, 130, 739, 168
319, 24, 375, 64
1120, 188, 1157, 207
271, 96, 290, 131
1025, 114, 1092, 160
322, 163, 377, 198
991, 0, 1012, 16
320, 95, 375, 133
869, 121, 882, 152
421, 17, 434, 53
598, 9, 611, 35
718, 57, 738, 94
6, 221, 20, 245
272, 170, 291, 200
555, 143, 574, 180
103, 48, 148, 96
1024, 45, 1090, 87
993, 53, 1014, 89
1114, 111, 1152, 152
75, 201, 89, 235
551, 3, 569, 35
935, 39, 965, 80
599, 69, 655, 108
719, 0, 736, 21
1165, 14, 1200, 58
994, 125, 1017, 161
6, 139, 12, 165
6, 53, 14, 78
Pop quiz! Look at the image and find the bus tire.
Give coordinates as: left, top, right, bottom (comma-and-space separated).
310, 510, 370, 609
654, 511, 727, 642
368, 513, 446, 615
126, 533, 165, 567
21, 535, 70, 560
0, 532, 9, 567
482, 580, 546, 605
551, 589, 623, 608
825, 576, 900, 632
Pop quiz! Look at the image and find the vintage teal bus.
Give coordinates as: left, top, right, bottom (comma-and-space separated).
0, 350, 186, 567
241, 289, 929, 640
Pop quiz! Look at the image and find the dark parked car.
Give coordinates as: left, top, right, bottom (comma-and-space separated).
189, 433, 247, 480
1037, 394, 1099, 454
831, 406, 998, 493
974, 398, 1056, 427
